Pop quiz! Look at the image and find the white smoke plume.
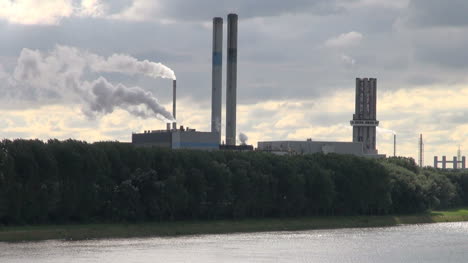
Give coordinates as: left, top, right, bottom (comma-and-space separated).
90, 53, 176, 80
239, 133, 249, 145
0, 45, 176, 121
81, 77, 174, 120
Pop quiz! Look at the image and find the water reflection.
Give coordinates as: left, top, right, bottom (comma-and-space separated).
1, 222, 468, 263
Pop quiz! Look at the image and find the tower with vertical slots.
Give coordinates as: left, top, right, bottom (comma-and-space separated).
350, 78, 379, 155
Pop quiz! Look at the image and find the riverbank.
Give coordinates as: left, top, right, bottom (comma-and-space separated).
1, 208, 468, 242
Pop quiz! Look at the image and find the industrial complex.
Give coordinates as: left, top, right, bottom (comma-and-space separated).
132, 14, 239, 150
258, 78, 383, 157
131, 14, 384, 158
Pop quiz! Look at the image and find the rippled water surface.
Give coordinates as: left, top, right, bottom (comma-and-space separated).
2, 222, 468, 262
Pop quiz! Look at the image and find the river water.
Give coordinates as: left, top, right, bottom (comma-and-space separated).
1, 222, 468, 262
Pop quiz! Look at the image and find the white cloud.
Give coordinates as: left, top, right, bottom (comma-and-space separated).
0, 0, 74, 25
109, 0, 160, 22
340, 0, 409, 9
325, 31, 363, 48
0, 0, 109, 25
78, 0, 106, 17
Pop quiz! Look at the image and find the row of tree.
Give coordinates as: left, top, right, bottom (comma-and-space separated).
0, 139, 467, 225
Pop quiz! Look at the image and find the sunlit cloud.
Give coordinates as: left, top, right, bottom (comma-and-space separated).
0, 0, 108, 25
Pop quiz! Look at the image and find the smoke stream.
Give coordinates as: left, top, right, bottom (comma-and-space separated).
239, 133, 249, 145
1, 45, 176, 121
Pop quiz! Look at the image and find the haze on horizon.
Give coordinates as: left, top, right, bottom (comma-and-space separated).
1, 0, 468, 164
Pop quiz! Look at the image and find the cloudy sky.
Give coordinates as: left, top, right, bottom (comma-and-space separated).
1, 0, 468, 165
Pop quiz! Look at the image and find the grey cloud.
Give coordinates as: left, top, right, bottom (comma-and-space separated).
406, 0, 468, 28
104, 0, 133, 14
1, 0, 467, 108
153, 0, 343, 21
414, 42, 468, 69
409, 27, 468, 68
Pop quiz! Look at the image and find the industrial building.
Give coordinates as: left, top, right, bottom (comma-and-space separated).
132, 126, 219, 150
434, 156, 467, 169
132, 14, 242, 150
131, 13, 385, 157
258, 78, 384, 157
132, 77, 221, 150
258, 140, 364, 156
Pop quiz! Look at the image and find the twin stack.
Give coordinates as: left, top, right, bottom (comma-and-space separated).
211, 14, 238, 146
132, 14, 240, 150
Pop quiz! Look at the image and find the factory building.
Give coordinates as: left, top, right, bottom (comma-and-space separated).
131, 74, 221, 150
258, 78, 384, 158
258, 140, 364, 156
132, 14, 242, 150
131, 13, 384, 157
132, 127, 219, 150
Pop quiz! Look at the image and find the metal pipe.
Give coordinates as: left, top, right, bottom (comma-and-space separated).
226, 13, 238, 146
172, 80, 176, 120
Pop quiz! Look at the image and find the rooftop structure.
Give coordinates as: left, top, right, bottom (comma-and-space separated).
434, 155, 466, 169
257, 140, 365, 156
132, 127, 219, 150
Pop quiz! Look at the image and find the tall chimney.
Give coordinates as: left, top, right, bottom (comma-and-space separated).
394, 134, 396, 157
226, 13, 238, 146
212, 17, 223, 144
172, 79, 176, 120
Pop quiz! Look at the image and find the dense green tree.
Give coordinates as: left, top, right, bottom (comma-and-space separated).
0, 139, 466, 225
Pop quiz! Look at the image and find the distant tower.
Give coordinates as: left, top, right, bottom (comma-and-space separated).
211, 17, 223, 144
226, 13, 238, 146
350, 78, 379, 155
419, 134, 424, 167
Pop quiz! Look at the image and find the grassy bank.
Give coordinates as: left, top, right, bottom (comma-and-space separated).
1, 208, 468, 242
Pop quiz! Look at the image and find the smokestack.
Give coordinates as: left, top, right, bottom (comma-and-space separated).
172, 79, 176, 120
226, 13, 238, 146
394, 134, 396, 157
212, 17, 223, 143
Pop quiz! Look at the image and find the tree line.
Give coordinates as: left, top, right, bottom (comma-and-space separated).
0, 139, 467, 225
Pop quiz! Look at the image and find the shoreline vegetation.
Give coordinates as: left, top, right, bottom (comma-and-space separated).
2, 140, 468, 242
1, 208, 468, 242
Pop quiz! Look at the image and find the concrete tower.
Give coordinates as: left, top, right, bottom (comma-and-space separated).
226, 13, 238, 146
350, 78, 379, 155
211, 17, 223, 143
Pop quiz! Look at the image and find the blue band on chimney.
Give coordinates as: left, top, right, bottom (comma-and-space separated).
213, 52, 222, 66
